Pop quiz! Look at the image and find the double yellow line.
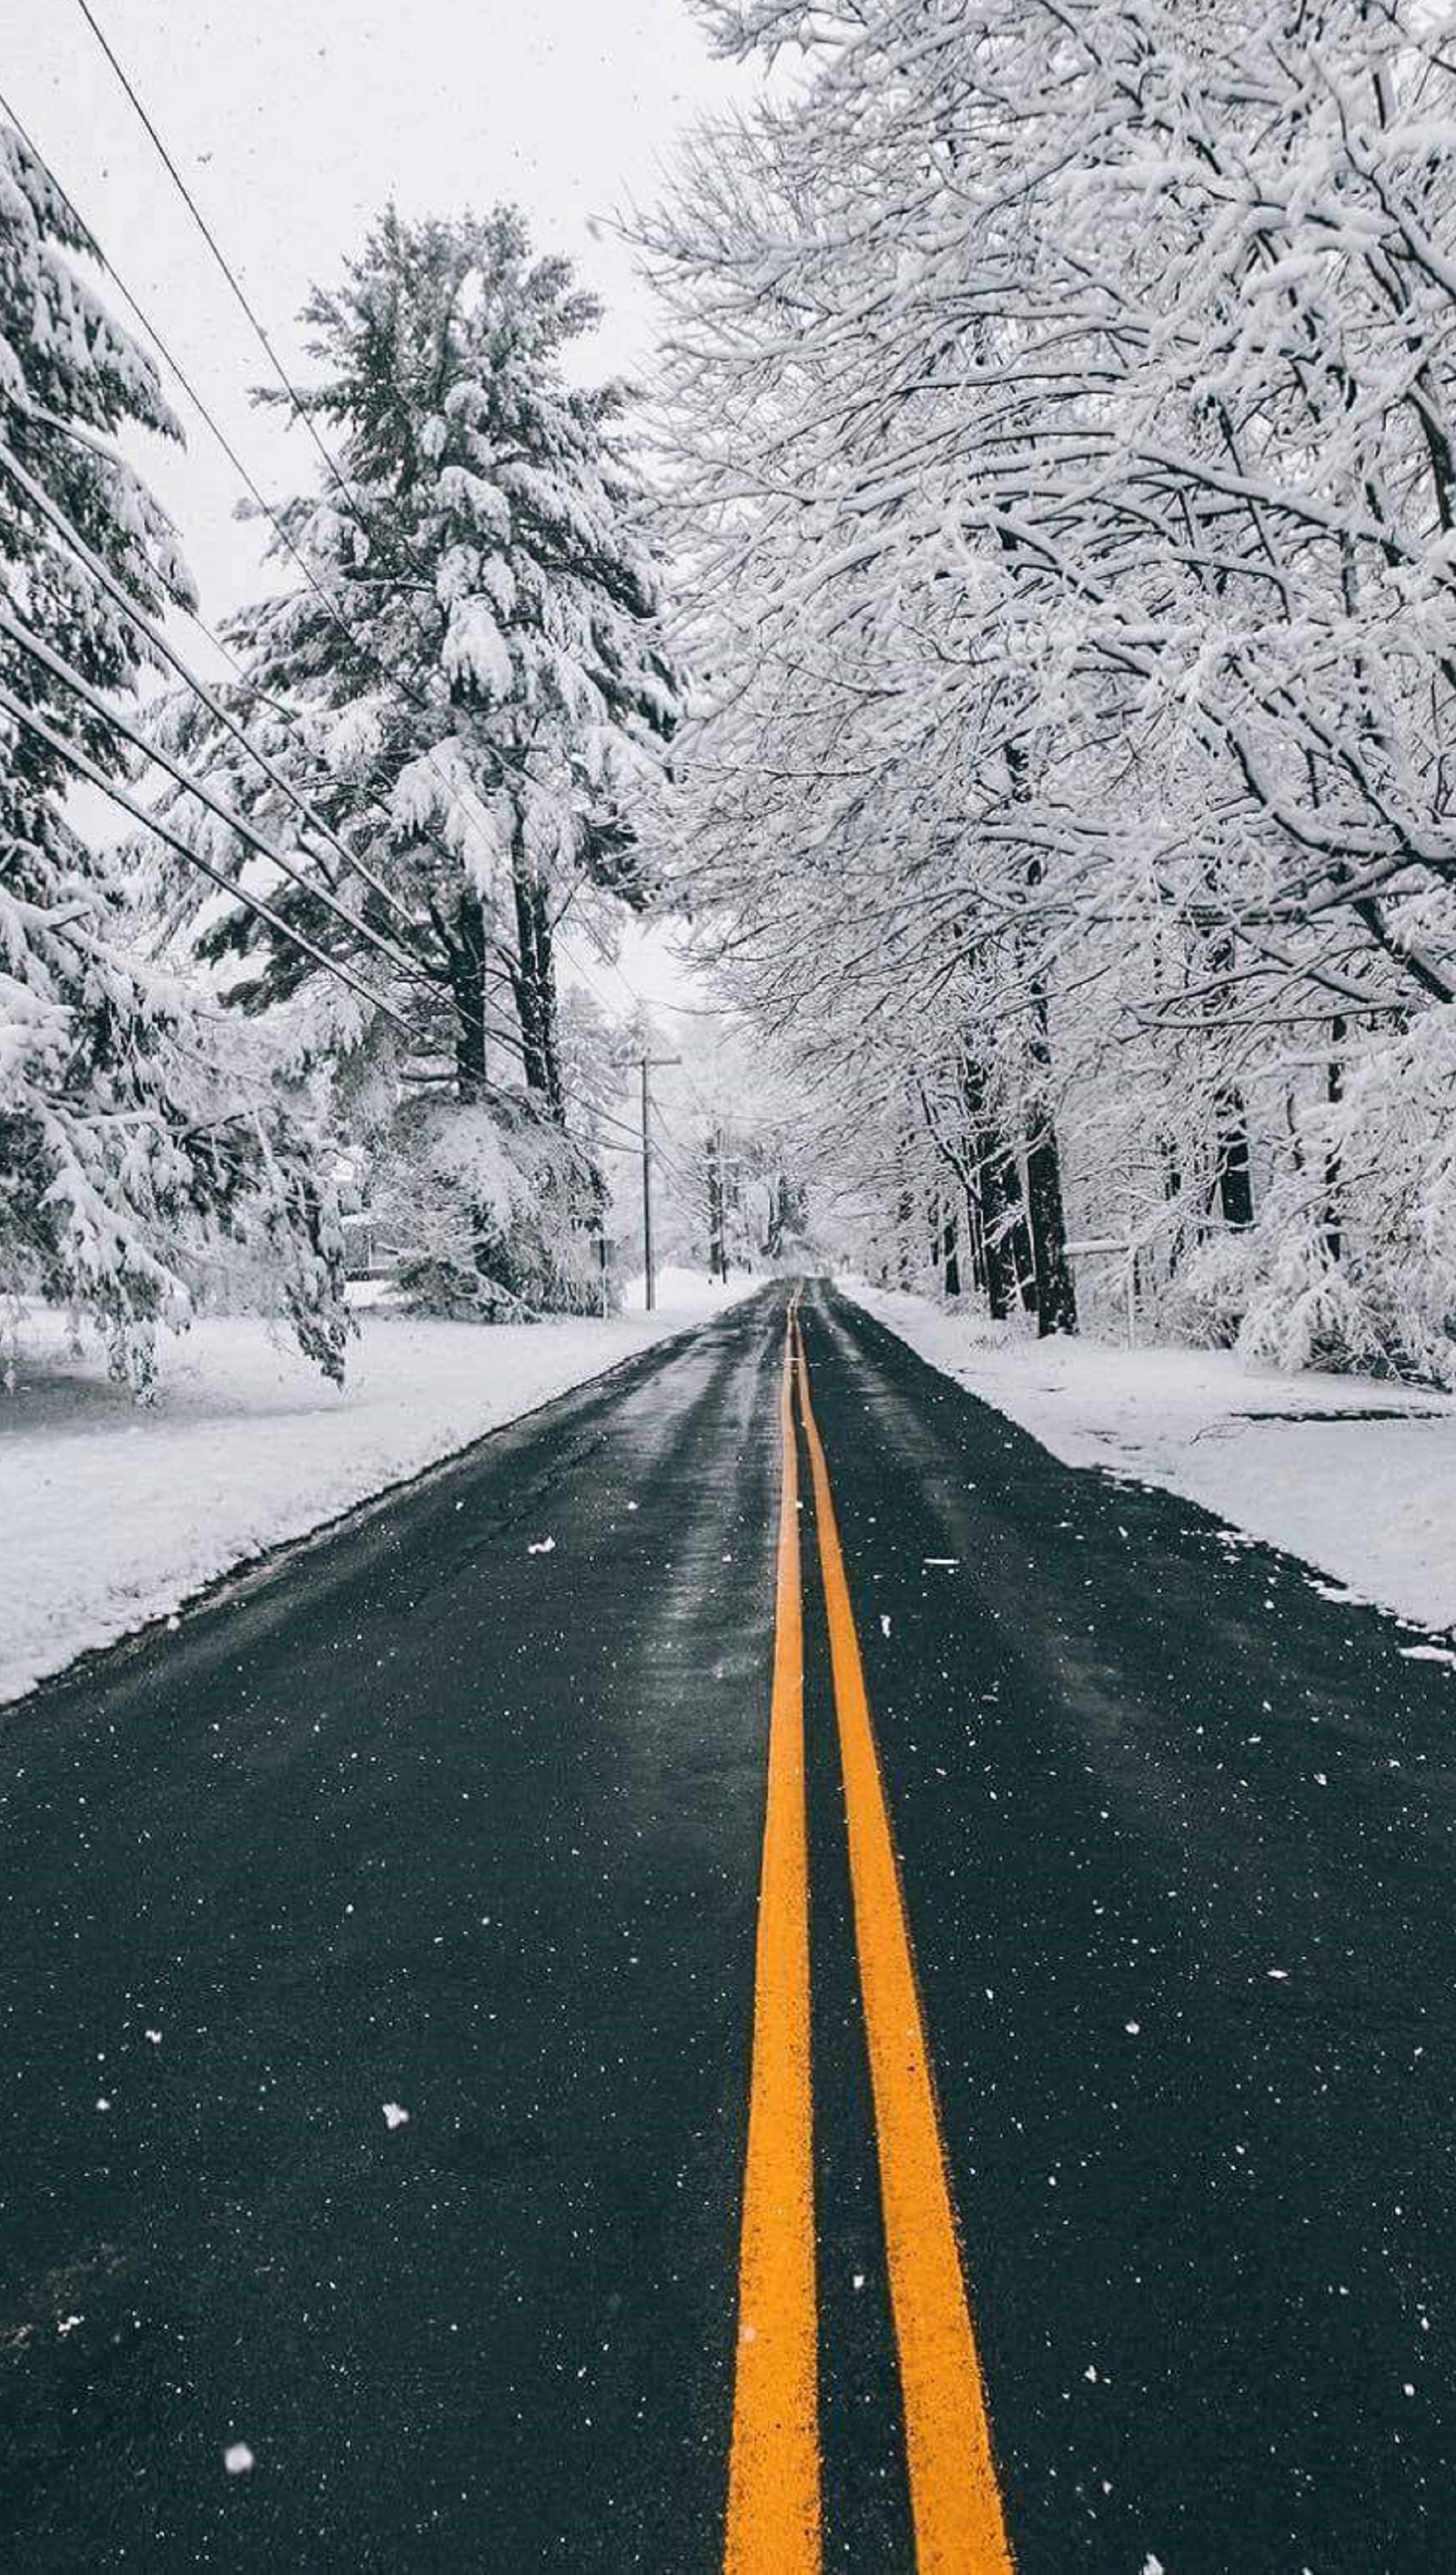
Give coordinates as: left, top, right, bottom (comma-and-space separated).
724, 1300, 1013, 2573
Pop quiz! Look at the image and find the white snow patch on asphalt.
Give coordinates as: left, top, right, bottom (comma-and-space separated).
845, 1283, 1456, 1637
223, 2445, 254, 2476
0, 1280, 759, 1708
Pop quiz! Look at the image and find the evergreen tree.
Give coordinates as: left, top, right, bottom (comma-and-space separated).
165, 206, 681, 1314
0, 119, 347, 1386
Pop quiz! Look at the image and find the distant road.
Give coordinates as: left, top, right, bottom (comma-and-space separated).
3, 1282, 1453, 2570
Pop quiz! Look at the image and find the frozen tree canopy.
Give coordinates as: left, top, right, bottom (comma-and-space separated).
647, 0, 1456, 1377
0, 119, 348, 1386
11, 0, 1456, 1381
156, 207, 682, 1318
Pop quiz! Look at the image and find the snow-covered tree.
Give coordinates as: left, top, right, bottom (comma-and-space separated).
648, 0, 1456, 1374
163, 206, 682, 1314
0, 119, 347, 1386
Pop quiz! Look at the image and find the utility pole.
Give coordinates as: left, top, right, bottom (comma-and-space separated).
707, 1124, 727, 1282
639, 1052, 681, 1312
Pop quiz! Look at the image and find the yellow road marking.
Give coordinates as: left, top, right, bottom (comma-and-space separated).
795, 1316, 1014, 2575
724, 1307, 820, 2572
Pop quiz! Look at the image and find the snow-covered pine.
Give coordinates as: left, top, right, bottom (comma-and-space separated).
0, 117, 348, 1389
157, 207, 682, 1316
650, 0, 1456, 1378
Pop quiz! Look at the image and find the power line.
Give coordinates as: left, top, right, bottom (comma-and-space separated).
0, 87, 509, 869
560, 949, 720, 1181
568, 928, 725, 1138
4, 79, 678, 1138
567, 927, 822, 1156
0, 89, 697, 1183
570, 929, 819, 1137
580, 927, 653, 1016
563, 939, 639, 1027
581, 1091, 702, 1200
71, 0, 372, 528
170, 591, 471, 893
0, 430, 422, 940
587, 1098, 699, 1191
0, 681, 411, 1033
0, 88, 376, 694
567, 937, 763, 1191
63, 5, 499, 739
571, 927, 758, 1146
0, 603, 440, 998
4, 395, 546, 1063
652, 1093, 703, 1161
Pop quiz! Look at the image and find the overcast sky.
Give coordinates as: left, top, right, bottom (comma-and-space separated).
4, 0, 743, 613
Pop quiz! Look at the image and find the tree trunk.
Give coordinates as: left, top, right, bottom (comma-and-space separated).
1324, 1019, 1346, 1265
450, 887, 490, 1102
707, 1127, 727, 1280
976, 1136, 1011, 1320
975, 1130, 1026, 1321
943, 1201, 961, 1298
961, 1059, 1023, 1320
1023, 982, 1077, 1336
1025, 1106, 1077, 1333
1160, 1132, 1186, 1274
895, 1175, 915, 1287
511, 833, 565, 1122
448, 887, 505, 1299
1214, 1086, 1254, 1230
965, 1179, 988, 1298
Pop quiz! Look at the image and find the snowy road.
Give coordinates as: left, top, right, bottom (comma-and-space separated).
3, 1282, 1455, 2570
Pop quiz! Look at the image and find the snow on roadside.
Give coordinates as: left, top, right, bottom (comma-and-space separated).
621, 1263, 763, 1313
0, 1280, 759, 1708
844, 1282, 1456, 1637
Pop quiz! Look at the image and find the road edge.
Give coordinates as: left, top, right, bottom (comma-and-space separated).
3, 1293, 777, 1722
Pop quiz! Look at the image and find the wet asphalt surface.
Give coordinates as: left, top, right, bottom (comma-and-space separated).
2, 1280, 1456, 2570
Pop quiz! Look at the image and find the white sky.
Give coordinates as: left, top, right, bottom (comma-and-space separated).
4, 0, 743, 613
5, 0, 745, 1030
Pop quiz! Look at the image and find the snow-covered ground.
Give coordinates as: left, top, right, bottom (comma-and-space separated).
621, 1262, 762, 1313
845, 1283, 1456, 1638
0, 1276, 758, 1708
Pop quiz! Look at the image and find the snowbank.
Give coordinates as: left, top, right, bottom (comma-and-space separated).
619, 1264, 764, 1313
845, 1283, 1456, 1637
0, 1281, 759, 1708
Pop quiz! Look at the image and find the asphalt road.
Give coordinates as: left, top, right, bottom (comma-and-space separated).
3, 1280, 1455, 2570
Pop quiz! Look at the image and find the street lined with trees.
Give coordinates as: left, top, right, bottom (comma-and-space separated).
11, 0, 1456, 1386
8, 11, 1456, 2570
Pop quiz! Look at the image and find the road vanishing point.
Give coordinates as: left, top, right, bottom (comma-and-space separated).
3, 1282, 1455, 2570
